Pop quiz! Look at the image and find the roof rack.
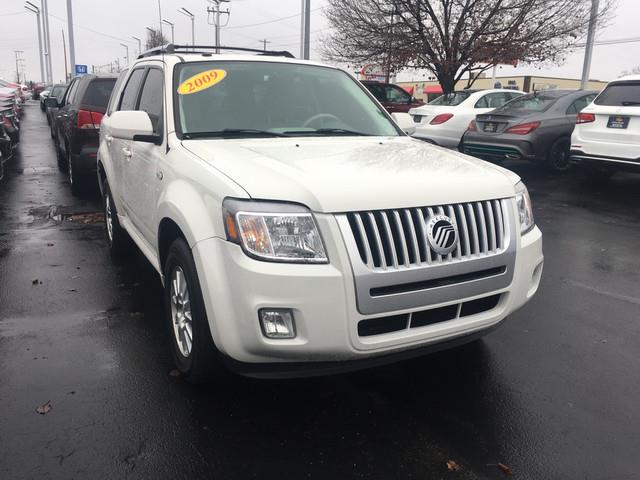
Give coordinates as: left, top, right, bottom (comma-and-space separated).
138, 44, 296, 60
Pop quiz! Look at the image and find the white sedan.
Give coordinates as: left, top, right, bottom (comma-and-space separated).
409, 89, 524, 148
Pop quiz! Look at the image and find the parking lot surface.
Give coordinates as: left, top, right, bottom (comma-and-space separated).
1, 103, 639, 479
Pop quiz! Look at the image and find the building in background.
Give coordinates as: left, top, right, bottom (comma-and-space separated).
398, 76, 608, 102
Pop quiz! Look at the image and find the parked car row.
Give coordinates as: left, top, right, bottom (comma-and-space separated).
384, 75, 640, 177
0, 79, 24, 161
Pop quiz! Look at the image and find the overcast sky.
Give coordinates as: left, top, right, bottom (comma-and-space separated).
0, 0, 638, 84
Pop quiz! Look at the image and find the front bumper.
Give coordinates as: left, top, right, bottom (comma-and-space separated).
193, 214, 543, 377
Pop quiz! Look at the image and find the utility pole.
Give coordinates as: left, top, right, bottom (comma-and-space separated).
300, 0, 310, 59
62, 29, 68, 81
41, 0, 53, 83
178, 8, 195, 49
581, 0, 599, 90
66, 0, 75, 76
25, 2, 45, 83
207, 0, 230, 53
259, 39, 271, 51
132, 36, 142, 57
162, 19, 175, 43
120, 43, 129, 65
14, 51, 24, 83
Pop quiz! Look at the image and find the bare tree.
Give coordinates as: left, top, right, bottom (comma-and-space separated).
323, 0, 616, 93
621, 65, 640, 76
146, 28, 168, 50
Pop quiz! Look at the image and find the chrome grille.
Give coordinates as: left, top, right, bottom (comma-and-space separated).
344, 200, 509, 271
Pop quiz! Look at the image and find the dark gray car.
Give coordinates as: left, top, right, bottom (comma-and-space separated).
460, 89, 597, 171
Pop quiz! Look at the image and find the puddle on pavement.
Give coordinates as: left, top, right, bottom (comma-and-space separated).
25, 205, 104, 226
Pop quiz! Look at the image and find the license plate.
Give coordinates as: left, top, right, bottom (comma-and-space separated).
607, 116, 629, 129
484, 123, 497, 133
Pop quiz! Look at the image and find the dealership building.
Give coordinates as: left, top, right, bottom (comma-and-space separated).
397, 75, 609, 101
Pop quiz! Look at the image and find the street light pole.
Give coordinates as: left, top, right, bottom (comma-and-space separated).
162, 19, 175, 43
66, 0, 76, 76
41, 0, 53, 83
178, 7, 195, 50
300, 0, 310, 59
132, 36, 142, 57
120, 43, 129, 66
581, 0, 600, 90
24, 2, 45, 83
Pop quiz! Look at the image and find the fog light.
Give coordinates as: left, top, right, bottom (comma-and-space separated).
259, 309, 296, 339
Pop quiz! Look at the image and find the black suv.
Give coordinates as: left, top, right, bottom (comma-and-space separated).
47, 74, 117, 194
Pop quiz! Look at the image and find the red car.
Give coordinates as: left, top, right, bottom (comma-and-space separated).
361, 80, 424, 113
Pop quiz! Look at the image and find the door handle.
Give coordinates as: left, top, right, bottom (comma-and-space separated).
105, 134, 113, 145
122, 147, 132, 159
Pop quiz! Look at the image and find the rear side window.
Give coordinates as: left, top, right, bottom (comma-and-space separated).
494, 92, 561, 114
364, 83, 385, 102
119, 69, 146, 111
107, 69, 129, 115
386, 85, 411, 103
82, 79, 116, 109
137, 69, 164, 134
594, 82, 640, 106
429, 92, 471, 106
64, 80, 79, 105
567, 94, 597, 114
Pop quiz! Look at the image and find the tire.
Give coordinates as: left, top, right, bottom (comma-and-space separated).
545, 137, 572, 172
164, 238, 221, 383
103, 181, 133, 256
67, 148, 82, 196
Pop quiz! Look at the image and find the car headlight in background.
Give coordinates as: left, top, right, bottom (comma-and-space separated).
515, 181, 535, 234
223, 198, 328, 263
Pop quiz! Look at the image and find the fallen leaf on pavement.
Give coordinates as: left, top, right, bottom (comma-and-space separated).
35, 400, 52, 415
32, 279, 41, 285
169, 369, 181, 377
446, 459, 461, 472
487, 463, 513, 476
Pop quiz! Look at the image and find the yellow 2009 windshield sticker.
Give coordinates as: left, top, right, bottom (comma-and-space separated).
177, 69, 227, 95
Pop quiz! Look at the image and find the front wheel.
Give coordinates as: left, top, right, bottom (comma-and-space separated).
164, 238, 221, 383
103, 181, 133, 256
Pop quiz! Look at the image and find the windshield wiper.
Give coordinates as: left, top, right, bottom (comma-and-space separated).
182, 129, 290, 139
621, 101, 640, 106
282, 128, 373, 136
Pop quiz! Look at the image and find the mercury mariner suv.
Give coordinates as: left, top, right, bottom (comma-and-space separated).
97, 45, 544, 381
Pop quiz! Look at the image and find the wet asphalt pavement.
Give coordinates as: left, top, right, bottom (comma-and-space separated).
1, 102, 639, 480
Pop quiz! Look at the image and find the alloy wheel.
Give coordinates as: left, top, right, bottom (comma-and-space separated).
170, 266, 193, 358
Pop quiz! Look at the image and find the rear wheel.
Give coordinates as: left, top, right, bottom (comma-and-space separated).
67, 148, 82, 196
545, 137, 572, 172
164, 238, 221, 383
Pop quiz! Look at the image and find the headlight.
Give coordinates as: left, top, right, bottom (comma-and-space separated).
223, 198, 328, 263
515, 181, 535, 234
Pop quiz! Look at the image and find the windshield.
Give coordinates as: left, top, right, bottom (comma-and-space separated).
174, 61, 399, 138
594, 82, 640, 106
493, 91, 562, 114
428, 92, 472, 106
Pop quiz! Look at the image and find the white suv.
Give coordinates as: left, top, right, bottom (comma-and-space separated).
571, 75, 640, 175
97, 45, 543, 381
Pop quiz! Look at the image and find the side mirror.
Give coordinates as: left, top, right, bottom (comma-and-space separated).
391, 112, 416, 135
44, 97, 59, 109
109, 110, 155, 141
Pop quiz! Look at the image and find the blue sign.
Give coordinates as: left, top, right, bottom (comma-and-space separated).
75, 64, 88, 75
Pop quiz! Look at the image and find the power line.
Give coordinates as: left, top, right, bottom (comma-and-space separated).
226, 8, 321, 30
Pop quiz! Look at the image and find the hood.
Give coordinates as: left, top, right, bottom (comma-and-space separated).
182, 136, 520, 213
